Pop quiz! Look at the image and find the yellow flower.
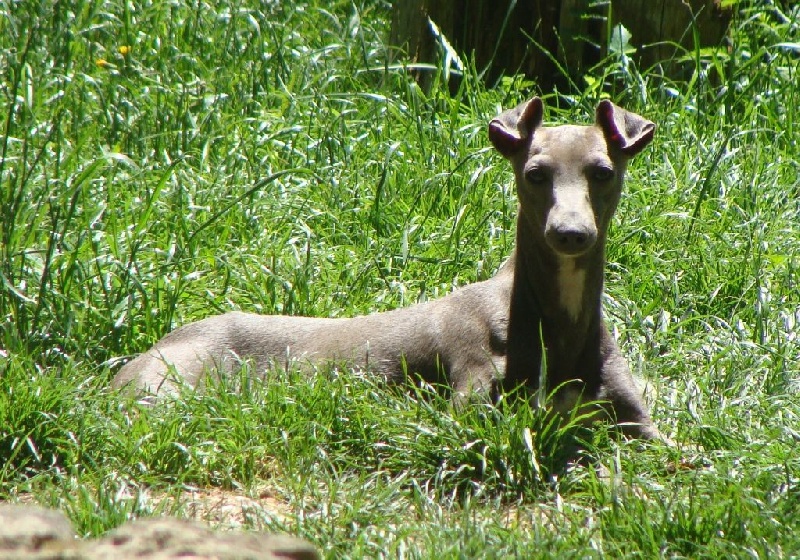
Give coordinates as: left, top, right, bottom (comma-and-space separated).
96, 58, 109, 67
118, 45, 131, 55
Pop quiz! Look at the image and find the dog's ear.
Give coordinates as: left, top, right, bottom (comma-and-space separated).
596, 100, 655, 156
489, 97, 544, 158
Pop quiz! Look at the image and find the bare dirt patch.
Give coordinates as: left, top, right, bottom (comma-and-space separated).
176, 485, 293, 529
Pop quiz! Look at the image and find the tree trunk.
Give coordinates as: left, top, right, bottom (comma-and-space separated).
611, 0, 732, 78
389, 0, 732, 91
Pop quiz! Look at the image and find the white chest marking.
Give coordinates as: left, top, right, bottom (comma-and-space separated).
558, 259, 585, 322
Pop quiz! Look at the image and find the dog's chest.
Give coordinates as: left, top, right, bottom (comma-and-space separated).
557, 258, 586, 322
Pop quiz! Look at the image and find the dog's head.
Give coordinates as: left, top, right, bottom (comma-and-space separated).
489, 98, 655, 257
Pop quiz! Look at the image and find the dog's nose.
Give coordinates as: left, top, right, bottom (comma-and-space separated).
546, 224, 597, 255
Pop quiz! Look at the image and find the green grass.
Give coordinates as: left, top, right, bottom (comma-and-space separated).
1, 0, 799, 557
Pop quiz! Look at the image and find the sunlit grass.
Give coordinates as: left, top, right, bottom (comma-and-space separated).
1, 0, 799, 557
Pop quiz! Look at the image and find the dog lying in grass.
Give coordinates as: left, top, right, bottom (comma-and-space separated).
114, 97, 662, 441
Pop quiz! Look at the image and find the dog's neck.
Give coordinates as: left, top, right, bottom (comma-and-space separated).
503, 209, 607, 394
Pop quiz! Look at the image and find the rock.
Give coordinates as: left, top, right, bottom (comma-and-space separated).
0, 504, 319, 560
0, 505, 75, 558
86, 517, 319, 560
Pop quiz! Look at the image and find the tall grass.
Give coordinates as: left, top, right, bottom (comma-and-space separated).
1, 0, 799, 557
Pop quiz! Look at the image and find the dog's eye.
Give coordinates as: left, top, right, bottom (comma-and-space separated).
525, 167, 548, 184
592, 166, 615, 181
